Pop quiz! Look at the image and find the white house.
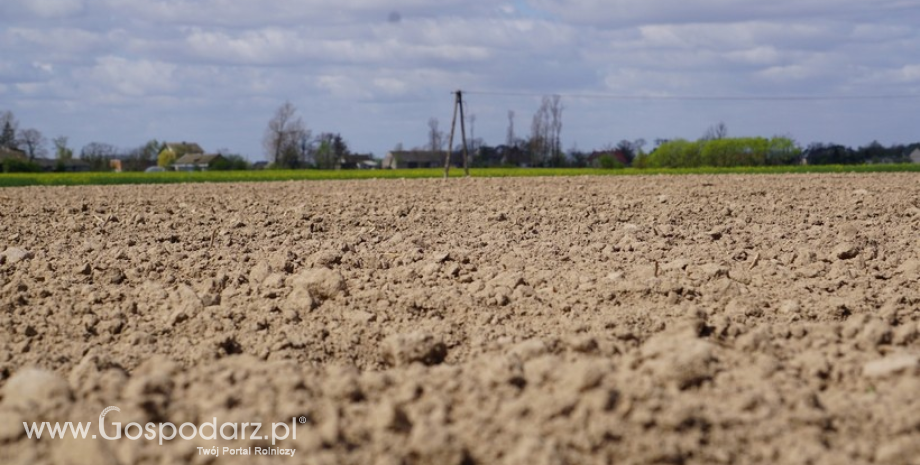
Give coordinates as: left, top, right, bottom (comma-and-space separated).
173, 153, 225, 171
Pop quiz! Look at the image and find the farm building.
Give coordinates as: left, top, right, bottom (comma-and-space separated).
159, 141, 205, 165
173, 153, 226, 171
162, 142, 204, 156
382, 150, 462, 169
339, 153, 377, 169
910, 148, 920, 163
0, 147, 26, 162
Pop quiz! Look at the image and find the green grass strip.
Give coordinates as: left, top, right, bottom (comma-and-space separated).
1, 164, 918, 188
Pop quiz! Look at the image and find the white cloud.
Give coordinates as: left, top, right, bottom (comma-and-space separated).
527, 0, 920, 26
724, 46, 782, 66
99, 0, 498, 27
372, 77, 410, 95
895, 64, 920, 82
1, 0, 919, 157
32, 62, 54, 73
2, 27, 106, 56
15, 82, 43, 95
29, 0, 84, 17
0, 0, 85, 18
74, 56, 178, 97
756, 64, 823, 82
603, 68, 695, 94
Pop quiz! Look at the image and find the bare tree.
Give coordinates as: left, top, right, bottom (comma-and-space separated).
264, 101, 309, 169
467, 113, 478, 151
427, 117, 444, 151
530, 96, 553, 166
703, 121, 728, 140
530, 107, 546, 166
548, 95, 564, 166
18, 128, 47, 160
633, 138, 647, 153
506, 110, 515, 147
81, 142, 117, 171
122, 139, 160, 171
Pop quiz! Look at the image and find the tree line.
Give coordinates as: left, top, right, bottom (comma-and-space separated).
1, 110, 249, 173
438, 111, 919, 169
632, 124, 918, 168
411, 100, 918, 169
262, 101, 353, 170
5, 102, 917, 174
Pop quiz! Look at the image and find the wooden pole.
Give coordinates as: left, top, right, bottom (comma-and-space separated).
457, 90, 470, 177
444, 93, 460, 179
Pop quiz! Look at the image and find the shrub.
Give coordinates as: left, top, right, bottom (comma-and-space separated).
2, 158, 43, 173
598, 154, 624, 169
646, 139, 702, 168
647, 137, 799, 168
211, 154, 250, 171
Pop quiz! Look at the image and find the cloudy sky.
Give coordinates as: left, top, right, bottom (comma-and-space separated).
2, 0, 919, 160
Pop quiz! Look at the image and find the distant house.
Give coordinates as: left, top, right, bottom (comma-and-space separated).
159, 141, 205, 166
162, 142, 204, 156
339, 153, 377, 170
251, 161, 269, 170
382, 150, 459, 169
173, 153, 226, 171
910, 148, 920, 164
0, 147, 27, 163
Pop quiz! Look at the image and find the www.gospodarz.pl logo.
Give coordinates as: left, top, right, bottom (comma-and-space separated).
23, 405, 304, 456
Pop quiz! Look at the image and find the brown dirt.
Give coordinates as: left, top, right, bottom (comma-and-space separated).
1, 174, 919, 465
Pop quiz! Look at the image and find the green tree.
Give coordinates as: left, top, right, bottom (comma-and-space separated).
53, 136, 74, 161
314, 138, 333, 170
313, 133, 348, 170
158, 150, 176, 168
598, 154, 624, 169
2, 158, 42, 173
647, 139, 702, 168
767, 137, 802, 165
632, 152, 650, 169
211, 154, 249, 171
700, 138, 768, 167
0, 111, 18, 149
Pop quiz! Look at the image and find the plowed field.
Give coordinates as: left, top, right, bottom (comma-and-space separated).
1, 174, 919, 464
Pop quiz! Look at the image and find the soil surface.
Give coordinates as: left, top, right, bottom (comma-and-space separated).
1, 174, 919, 465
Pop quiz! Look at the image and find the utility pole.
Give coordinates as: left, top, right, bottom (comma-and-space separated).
444, 94, 458, 178
444, 90, 470, 178
458, 91, 469, 177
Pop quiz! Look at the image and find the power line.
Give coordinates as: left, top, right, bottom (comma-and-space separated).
462, 89, 920, 102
